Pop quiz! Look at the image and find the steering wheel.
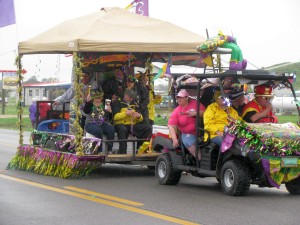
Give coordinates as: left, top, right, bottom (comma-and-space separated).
254, 116, 275, 123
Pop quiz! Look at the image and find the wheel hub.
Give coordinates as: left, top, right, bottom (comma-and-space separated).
158, 161, 166, 178
224, 169, 234, 188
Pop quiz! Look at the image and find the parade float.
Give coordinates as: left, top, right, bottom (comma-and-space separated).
7, 7, 206, 178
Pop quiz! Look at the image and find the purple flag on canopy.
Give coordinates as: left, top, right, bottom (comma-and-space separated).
0, 0, 16, 28
135, 0, 149, 17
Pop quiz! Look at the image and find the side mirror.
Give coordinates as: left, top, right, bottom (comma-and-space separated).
288, 72, 296, 83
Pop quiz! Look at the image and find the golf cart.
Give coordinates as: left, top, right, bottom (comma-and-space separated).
153, 69, 300, 196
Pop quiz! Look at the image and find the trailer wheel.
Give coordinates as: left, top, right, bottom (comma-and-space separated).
221, 160, 250, 196
285, 176, 300, 195
155, 153, 181, 185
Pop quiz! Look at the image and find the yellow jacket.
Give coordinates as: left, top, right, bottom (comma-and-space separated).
148, 91, 162, 121
113, 101, 143, 125
204, 102, 241, 141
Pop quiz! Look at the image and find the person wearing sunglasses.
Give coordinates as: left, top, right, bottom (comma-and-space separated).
242, 85, 278, 123
203, 88, 241, 146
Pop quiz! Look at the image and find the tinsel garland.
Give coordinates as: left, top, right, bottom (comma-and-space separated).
73, 53, 84, 155
225, 120, 300, 188
226, 120, 300, 157
15, 55, 24, 145
31, 130, 101, 155
7, 145, 104, 179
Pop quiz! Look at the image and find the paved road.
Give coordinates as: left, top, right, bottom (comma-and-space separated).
1, 129, 300, 225
0, 114, 29, 118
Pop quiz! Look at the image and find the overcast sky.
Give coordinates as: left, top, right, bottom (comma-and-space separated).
0, 0, 299, 82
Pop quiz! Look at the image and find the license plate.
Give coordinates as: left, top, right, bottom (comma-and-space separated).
281, 158, 299, 167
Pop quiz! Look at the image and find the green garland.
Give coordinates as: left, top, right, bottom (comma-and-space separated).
227, 120, 300, 157
8, 145, 104, 178
7, 54, 106, 179
73, 53, 84, 155
15, 55, 24, 145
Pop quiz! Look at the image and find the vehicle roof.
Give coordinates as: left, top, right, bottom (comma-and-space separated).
175, 69, 294, 85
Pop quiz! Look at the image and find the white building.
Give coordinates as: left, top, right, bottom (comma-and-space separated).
22, 82, 71, 106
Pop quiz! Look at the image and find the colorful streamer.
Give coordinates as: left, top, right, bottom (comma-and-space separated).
8, 145, 104, 179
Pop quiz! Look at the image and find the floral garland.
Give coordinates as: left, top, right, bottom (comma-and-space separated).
226, 120, 300, 157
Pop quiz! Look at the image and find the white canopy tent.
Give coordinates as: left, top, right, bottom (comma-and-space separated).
19, 7, 205, 55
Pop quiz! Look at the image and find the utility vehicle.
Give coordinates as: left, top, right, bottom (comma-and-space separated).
153, 69, 300, 196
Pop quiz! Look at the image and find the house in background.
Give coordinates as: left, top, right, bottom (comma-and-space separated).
22, 81, 71, 106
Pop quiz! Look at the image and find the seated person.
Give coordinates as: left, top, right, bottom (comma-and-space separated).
125, 75, 150, 125
204, 88, 240, 146
228, 89, 245, 116
83, 90, 115, 154
39, 97, 51, 122
111, 88, 152, 154
53, 72, 101, 129
242, 85, 278, 123
102, 67, 125, 102
168, 89, 206, 160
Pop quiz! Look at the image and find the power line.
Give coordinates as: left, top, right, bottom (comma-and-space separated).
0, 49, 16, 57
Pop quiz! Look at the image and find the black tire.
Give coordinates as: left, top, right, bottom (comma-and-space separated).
155, 153, 181, 185
221, 160, 250, 196
285, 176, 300, 195
44, 139, 57, 150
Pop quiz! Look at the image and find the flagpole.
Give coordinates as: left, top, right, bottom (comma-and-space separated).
1, 72, 5, 114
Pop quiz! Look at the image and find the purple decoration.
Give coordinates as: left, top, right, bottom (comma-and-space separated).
229, 59, 247, 70
261, 158, 280, 188
221, 133, 236, 153
9, 145, 105, 179
0, 0, 16, 28
226, 35, 236, 43
135, 0, 149, 16
242, 59, 247, 69
238, 138, 247, 146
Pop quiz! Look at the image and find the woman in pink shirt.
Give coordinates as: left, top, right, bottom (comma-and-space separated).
168, 89, 206, 160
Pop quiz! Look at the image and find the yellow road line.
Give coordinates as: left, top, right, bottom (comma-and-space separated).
64, 186, 143, 206
0, 174, 200, 225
